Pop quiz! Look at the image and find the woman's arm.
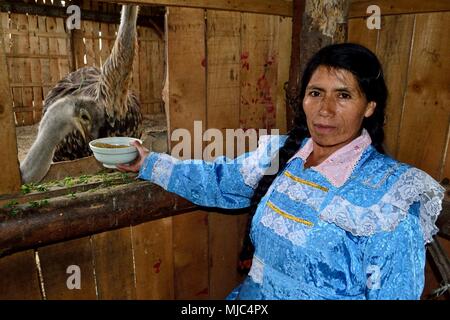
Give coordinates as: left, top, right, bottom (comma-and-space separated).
118, 136, 286, 209
363, 203, 426, 300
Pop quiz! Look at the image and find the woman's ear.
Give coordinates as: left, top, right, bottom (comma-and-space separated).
364, 101, 376, 118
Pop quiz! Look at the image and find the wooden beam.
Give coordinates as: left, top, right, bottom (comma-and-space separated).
0, 1, 164, 29
0, 181, 197, 258
0, 24, 21, 194
349, 0, 450, 18
118, 0, 293, 17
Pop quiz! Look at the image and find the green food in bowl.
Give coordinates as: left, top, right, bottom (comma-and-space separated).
89, 137, 142, 168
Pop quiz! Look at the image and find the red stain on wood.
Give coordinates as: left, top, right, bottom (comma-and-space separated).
201, 58, 206, 68
241, 51, 250, 70
153, 258, 162, 273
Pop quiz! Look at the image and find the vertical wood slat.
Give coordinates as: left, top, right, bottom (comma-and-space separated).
347, 17, 378, 53
0, 250, 42, 300
132, 217, 175, 299
38, 237, 97, 300
18, 14, 34, 125
138, 27, 149, 114
28, 14, 43, 123
0, 18, 21, 193
9, 14, 23, 125
173, 211, 209, 300
166, 7, 209, 299
206, 10, 243, 299
376, 15, 415, 158
38, 15, 51, 103
92, 228, 136, 300
275, 16, 291, 135
56, 18, 70, 78
396, 12, 450, 178
240, 13, 279, 130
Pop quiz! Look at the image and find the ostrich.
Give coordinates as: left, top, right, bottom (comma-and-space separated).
20, 96, 104, 184
41, 5, 142, 162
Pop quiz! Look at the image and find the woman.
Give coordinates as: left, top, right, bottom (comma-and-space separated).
118, 43, 444, 300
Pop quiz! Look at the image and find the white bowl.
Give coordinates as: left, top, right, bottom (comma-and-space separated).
89, 137, 142, 168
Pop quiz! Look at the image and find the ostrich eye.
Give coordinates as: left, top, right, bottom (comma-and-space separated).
81, 114, 90, 121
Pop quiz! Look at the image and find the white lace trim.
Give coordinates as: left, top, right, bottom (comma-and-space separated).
319, 168, 444, 244
151, 153, 179, 189
260, 205, 311, 246
275, 174, 327, 211
239, 135, 283, 189
248, 255, 264, 284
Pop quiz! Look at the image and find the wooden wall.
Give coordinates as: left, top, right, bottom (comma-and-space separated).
348, 0, 450, 299
0, 5, 292, 300
0, 1, 164, 126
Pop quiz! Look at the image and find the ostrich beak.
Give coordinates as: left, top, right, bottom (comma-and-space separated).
73, 119, 92, 142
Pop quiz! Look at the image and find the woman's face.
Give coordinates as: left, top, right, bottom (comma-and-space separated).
303, 66, 376, 149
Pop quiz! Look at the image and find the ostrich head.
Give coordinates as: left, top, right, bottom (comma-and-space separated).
20, 96, 104, 184
69, 97, 104, 142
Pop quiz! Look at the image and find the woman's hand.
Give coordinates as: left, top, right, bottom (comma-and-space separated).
116, 140, 150, 173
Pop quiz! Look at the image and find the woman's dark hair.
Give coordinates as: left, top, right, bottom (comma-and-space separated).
239, 43, 388, 273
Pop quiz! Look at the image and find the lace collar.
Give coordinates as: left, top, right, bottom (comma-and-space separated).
289, 129, 372, 187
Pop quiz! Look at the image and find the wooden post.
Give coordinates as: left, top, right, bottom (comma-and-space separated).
286, 0, 350, 130
0, 26, 21, 194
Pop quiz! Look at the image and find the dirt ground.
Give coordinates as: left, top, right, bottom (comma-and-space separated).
15, 113, 168, 162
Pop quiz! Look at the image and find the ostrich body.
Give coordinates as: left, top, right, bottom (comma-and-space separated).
42, 5, 142, 161
20, 97, 104, 184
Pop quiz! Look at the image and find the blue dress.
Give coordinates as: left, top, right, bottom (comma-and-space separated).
137, 135, 444, 300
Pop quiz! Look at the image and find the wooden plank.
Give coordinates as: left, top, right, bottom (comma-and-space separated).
209, 212, 245, 299
118, 0, 293, 17
138, 27, 149, 114
206, 10, 241, 137
152, 35, 164, 114
17, 14, 33, 125
92, 228, 136, 300
347, 17, 378, 53
82, 20, 95, 66
99, 22, 112, 66
166, 7, 209, 299
173, 211, 209, 299
28, 14, 43, 124
132, 217, 175, 299
206, 10, 242, 299
46, 17, 61, 85
0, 21, 21, 194
376, 15, 414, 157
240, 13, 279, 130
349, 0, 450, 18
38, 16, 51, 101
9, 13, 24, 125
0, 250, 42, 299
38, 237, 97, 300
166, 7, 206, 154
397, 12, 450, 179
55, 18, 70, 78
275, 16, 291, 134
91, 20, 101, 67
0, 12, 10, 55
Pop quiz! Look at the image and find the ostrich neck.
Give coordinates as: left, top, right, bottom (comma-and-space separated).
20, 115, 73, 184
98, 5, 138, 119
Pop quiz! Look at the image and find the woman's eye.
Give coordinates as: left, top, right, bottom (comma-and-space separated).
338, 92, 351, 99
309, 91, 320, 97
